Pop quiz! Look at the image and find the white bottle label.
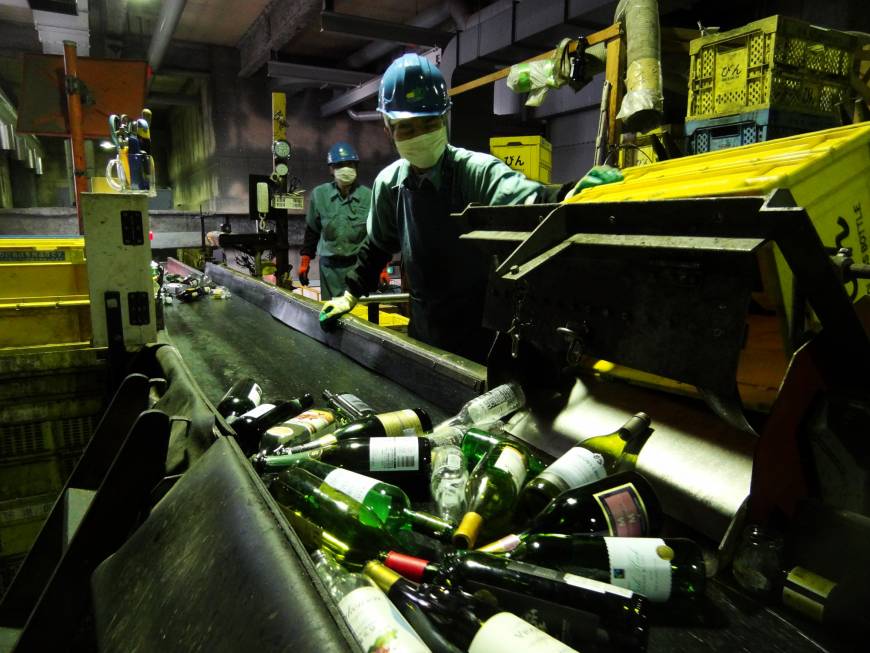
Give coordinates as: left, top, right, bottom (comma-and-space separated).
539, 447, 606, 491
466, 384, 523, 425
242, 403, 274, 419
604, 537, 673, 602
287, 409, 335, 435
338, 586, 430, 653
563, 572, 635, 599
247, 383, 262, 405
469, 611, 579, 653
369, 437, 420, 471
324, 468, 379, 503
493, 446, 528, 493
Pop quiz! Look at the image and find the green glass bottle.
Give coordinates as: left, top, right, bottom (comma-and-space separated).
518, 413, 651, 518
269, 469, 402, 558
286, 459, 453, 541
258, 436, 433, 501
459, 429, 546, 474
485, 533, 705, 602
280, 408, 432, 455
454, 442, 533, 549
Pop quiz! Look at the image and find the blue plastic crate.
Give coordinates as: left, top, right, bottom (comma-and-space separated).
685, 109, 837, 154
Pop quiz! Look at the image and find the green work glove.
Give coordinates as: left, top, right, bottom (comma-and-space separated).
319, 290, 358, 330
565, 165, 623, 199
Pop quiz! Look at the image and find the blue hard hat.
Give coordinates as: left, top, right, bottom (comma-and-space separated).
377, 53, 451, 120
327, 142, 359, 165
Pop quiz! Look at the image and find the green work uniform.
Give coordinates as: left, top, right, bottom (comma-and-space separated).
346, 145, 542, 361
304, 181, 372, 300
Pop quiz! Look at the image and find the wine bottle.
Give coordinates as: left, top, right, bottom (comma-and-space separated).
781, 566, 870, 636
259, 408, 335, 455
454, 442, 534, 549
216, 377, 262, 419
281, 408, 432, 455
270, 471, 403, 560
389, 550, 647, 651
459, 428, 547, 473
379, 552, 608, 651
482, 472, 662, 548
323, 389, 375, 422
286, 459, 453, 541
311, 550, 431, 653
366, 560, 585, 653
259, 436, 433, 501
430, 445, 468, 524
481, 533, 705, 602
433, 383, 526, 433
228, 394, 314, 454
518, 413, 651, 518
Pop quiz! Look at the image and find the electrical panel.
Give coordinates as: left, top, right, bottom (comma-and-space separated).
82, 192, 157, 349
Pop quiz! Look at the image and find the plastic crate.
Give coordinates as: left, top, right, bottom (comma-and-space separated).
687, 15, 856, 121
567, 122, 870, 339
685, 109, 836, 154
619, 124, 684, 168
0, 237, 91, 352
489, 135, 552, 183
0, 493, 55, 559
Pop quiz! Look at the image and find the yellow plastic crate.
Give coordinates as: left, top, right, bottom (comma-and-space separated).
687, 15, 856, 121
619, 124, 684, 168
490, 135, 552, 183
0, 238, 91, 352
567, 122, 870, 335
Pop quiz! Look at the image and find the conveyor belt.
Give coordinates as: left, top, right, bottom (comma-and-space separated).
162, 292, 451, 422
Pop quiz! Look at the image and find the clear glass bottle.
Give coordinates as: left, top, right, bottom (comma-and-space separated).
430, 444, 468, 524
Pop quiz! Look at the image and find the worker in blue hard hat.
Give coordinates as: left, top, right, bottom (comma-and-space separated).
319, 53, 621, 362
298, 141, 373, 300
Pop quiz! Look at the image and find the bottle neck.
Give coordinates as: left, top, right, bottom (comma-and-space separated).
383, 550, 441, 583
401, 507, 454, 541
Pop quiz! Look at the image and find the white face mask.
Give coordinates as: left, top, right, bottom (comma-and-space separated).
395, 125, 448, 170
333, 166, 357, 186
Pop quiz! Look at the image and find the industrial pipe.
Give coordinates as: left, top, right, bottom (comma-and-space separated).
147, 0, 188, 72
614, 0, 663, 132
63, 40, 88, 234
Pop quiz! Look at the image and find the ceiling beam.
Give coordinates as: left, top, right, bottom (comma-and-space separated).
236, 0, 321, 78
267, 61, 375, 87
320, 11, 453, 48
320, 48, 440, 118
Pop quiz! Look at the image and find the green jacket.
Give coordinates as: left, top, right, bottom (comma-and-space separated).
303, 181, 372, 258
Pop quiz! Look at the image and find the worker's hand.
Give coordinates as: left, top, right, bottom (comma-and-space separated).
319, 290, 358, 330
565, 165, 623, 200
379, 266, 391, 287
298, 255, 311, 286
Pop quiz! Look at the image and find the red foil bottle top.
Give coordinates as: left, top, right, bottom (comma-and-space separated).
384, 550, 430, 583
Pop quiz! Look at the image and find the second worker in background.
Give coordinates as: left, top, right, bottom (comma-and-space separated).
298, 142, 372, 300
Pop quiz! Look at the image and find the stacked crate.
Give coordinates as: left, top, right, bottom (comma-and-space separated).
0, 349, 106, 594
685, 16, 858, 154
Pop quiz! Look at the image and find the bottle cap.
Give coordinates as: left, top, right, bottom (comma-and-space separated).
363, 560, 402, 592
453, 512, 484, 549
383, 551, 431, 583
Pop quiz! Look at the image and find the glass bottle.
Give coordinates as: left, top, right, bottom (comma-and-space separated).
518, 413, 651, 518
286, 459, 453, 541
311, 550, 431, 653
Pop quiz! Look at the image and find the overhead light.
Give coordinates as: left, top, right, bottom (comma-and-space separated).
99, 140, 116, 151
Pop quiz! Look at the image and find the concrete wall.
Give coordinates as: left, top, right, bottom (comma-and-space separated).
168, 45, 398, 215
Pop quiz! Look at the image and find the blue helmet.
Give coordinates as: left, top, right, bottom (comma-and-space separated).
377, 53, 451, 120
327, 142, 359, 165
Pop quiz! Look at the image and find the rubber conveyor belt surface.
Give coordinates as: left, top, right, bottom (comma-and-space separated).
162, 292, 450, 421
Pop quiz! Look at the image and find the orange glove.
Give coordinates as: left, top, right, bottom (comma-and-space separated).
298, 255, 311, 286
379, 266, 391, 287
